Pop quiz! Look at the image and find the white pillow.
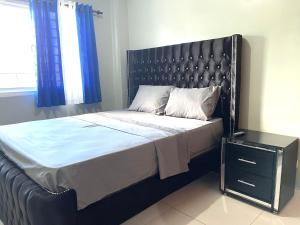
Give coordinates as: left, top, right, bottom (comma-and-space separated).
165, 86, 221, 120
129, 85, 174, 114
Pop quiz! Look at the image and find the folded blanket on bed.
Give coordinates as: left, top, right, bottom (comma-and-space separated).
78, 112, 190, 179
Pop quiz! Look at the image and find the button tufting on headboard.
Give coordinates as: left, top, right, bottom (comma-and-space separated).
127, 34, 242, 136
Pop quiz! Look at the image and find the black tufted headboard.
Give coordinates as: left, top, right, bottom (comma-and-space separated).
127, 34, 242, 136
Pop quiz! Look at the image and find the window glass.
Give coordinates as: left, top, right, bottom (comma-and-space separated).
0, 2, 36, 89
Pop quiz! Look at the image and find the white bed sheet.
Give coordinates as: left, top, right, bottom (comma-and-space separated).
0, 111, 223, 209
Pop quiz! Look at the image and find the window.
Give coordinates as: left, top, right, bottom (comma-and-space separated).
0, 1, 36, 90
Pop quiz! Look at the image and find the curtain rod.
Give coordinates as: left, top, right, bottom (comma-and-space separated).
63, 3, 103, 16
93, 10, 103, 16
1, 0, 103, 15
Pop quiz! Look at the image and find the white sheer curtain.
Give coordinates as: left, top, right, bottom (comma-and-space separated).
58, 1, 83, 105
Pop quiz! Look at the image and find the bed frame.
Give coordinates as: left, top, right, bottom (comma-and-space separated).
0, 34, 242, 225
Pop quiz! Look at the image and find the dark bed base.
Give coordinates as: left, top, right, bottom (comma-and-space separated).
0, 151, 77, 225
0, 147, 220, 225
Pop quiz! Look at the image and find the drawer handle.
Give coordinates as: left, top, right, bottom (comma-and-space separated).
238, 158, 257, 165
237, 179, 256, 187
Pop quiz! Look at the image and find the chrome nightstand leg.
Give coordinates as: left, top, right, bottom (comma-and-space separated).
220, 138, 227, 192
274, 149, 283, 212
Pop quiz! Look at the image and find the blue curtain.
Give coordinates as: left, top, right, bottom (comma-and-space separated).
30, 0, 65, 107
76, 4, 102, 104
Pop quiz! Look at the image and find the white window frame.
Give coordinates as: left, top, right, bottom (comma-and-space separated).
0, 0, 37, 97
0, 87, 36, 97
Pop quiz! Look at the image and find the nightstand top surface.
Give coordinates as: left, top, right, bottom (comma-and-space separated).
230, 130, 298, 148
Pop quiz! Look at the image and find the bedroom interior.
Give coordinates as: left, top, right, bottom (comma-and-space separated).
0, 0, 299, 225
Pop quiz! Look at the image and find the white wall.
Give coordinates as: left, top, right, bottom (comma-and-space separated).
85, 0, 128, 110
110, 0, 129, 108
126, 0, 300, 187
0, 0, 128, 125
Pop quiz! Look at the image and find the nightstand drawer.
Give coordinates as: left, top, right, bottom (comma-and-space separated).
226, 170, 273, 203
226, 143, 275, 178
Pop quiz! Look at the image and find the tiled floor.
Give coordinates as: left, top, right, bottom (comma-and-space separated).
122, 173, 300, 225
0, 173, 299, 225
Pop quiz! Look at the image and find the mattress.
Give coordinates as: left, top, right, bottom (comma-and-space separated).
0, 110, 223, 209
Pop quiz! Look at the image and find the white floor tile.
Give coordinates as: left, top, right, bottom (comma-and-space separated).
145, 207, 205, 225
0, 220, 2, 225
122, 202, 172, 225
115, 175, 300, 225
119, 173, 300, 225
252, 212, 300, 225
163, 173, 262, 225
194, 194, 262, 225
252, 190, 300, 225
162, 173, 220, 211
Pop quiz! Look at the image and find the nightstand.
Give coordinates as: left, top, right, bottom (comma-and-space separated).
220, 130, 298, 213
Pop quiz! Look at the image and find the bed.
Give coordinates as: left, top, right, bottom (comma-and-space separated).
0, 34, 242, 225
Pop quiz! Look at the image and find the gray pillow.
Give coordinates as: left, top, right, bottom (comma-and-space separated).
129, 85, 174, 114
165, 86, 221, 120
